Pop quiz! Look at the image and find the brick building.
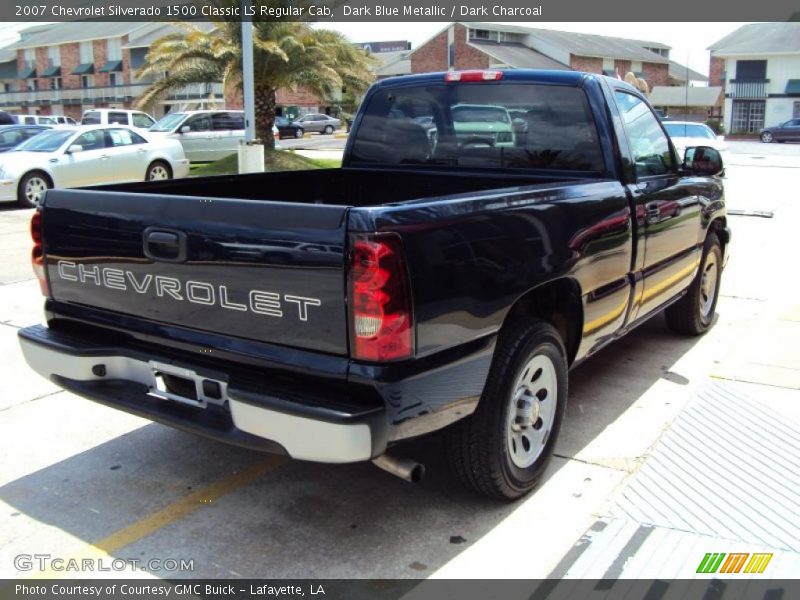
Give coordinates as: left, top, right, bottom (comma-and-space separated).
0, 24, 406, 121
0, 23, 224, 121
407, 23, 706, 90
708, 22, 800, 134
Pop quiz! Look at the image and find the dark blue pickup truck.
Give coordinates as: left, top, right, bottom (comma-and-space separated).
19, 70, 729, 499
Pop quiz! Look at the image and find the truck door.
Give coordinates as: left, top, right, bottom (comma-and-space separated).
611, 89, 703, 322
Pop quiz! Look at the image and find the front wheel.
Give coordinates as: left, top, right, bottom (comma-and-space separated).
760, 132, 773, 143
446, 319, 567, 500
665, 233, 722, 335
146, 161, 172, 181
295, 128, 304, 139
18, 171, 51, 208
323, 125, 334, 135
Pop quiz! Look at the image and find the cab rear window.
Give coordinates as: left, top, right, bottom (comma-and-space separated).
350, 83, 604, 172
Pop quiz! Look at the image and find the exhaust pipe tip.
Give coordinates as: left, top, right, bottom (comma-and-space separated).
372, 453, 425, 483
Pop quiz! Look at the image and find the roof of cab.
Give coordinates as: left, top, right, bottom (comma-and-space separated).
374, 69, 594, 89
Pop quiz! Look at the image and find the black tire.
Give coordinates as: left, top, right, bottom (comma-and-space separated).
665, 233, 722, 336
760, 132, 773, 143
146, 160, 172, 181
445, 319, 568, 500
17, 170, 51, 208
295, 128, 304, 139
323, 125, 334, 135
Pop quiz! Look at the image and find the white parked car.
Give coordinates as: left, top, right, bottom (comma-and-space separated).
81, 109, 156, 132
148, 110, 245, 162
0, 125, 190, 208
662, 121, 729, 163
13, 115, 58, 125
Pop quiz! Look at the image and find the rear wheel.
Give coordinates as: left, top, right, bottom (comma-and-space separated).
665, 233, 722, 335
146, 161, 171, 181
760, 131, 773, 143
323, 125, 334, 135
295, 128, 304, 139
446, 319, 567, 500
17, 171, 51, 208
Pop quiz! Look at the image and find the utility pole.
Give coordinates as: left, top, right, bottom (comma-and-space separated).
238, 0, 264, 172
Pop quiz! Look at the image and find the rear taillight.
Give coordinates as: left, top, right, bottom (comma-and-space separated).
348, 234, 413, 361
444, 70, 503, 82
30, 211, 48, 296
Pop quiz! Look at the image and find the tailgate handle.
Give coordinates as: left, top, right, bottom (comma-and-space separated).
143, 227, 187, 263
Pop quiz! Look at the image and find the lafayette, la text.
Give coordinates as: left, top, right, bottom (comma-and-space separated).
17, 584, 324, 597
342, 5, 543, 16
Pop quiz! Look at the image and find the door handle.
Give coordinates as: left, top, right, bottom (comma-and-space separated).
143, 227, 187, 262
137, 148, 146, 153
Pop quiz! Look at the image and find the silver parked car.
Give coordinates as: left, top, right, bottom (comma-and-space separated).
295, 113, 341, 135
0, 125, 189, 207
148, 110, 245, 162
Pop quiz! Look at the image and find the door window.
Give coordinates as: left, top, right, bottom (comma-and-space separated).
73, 130, 106, 151
614, 91, 672, 178
185, 114, 211, 131
106, 128, 146, 147
211, 112, 245, 130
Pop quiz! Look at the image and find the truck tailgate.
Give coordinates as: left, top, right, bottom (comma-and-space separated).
42, 189, 350, 355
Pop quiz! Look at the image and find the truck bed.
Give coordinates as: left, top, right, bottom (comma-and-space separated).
96, 167, 589, 207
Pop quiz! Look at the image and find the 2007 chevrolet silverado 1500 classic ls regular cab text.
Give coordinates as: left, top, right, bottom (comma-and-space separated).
19, 70, 730, 499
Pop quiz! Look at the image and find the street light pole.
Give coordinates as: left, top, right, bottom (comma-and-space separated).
241, 0, 256, 142
238, 0, 264, 172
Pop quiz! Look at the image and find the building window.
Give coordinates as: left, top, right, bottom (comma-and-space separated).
81, 74, 94, 88
3, 83, 10, 93
470, 29, 497, 41
731, 99, 765, 133
735, 60, 767, 80
27, 79, 38, 91
106, 38, 122, 61
24, 48, 35, 70
47, 46, 60, 67
109, 72, 121, 86
602, 58, 614, 70
79, 41, 93, 64
50, 77, 62, 90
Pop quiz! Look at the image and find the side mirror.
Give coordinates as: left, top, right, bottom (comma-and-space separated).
683, 146, 723, 176
179, 125, 190, 134
66, 144, 83, 154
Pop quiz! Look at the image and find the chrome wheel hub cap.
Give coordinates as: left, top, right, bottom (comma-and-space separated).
149, 166, 168, 180
700, 255, 718, 318
25, 178, 47, 205
506, 354, 557, 469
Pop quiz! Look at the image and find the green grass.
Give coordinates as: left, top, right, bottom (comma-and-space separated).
189, 150, 341, 177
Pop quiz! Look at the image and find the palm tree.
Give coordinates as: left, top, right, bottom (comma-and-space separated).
134, 1, 376, 147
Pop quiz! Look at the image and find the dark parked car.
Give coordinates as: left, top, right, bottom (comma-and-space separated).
0, 124, 50, 152
760, 119, 800, 143
274, 116, 305, 139
0, 111, 15, 125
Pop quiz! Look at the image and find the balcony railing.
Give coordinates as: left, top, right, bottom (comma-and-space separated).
0, 82, 224, 108
728, 79, 769, 99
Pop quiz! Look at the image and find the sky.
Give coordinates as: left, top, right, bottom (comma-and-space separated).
0, 21, 751, 76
